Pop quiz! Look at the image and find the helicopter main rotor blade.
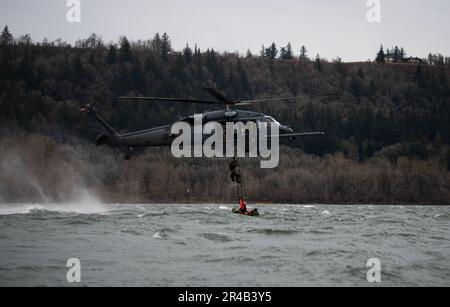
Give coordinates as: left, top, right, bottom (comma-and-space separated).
233, 102, 253, 106
240, 92, 343, 105
270, 132, 326, 138
239, 96, 306, 104
118, 97, 218, 105
201, 87, 230, 103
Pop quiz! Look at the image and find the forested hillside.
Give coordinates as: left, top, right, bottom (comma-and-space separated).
1, 27, 449, 204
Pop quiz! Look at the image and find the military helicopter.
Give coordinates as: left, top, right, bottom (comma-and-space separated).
81, 87, 325, 160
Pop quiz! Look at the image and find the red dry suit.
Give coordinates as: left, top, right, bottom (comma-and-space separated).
239, 198, 247, 214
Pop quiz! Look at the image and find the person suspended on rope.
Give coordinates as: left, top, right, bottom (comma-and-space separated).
229, 158, 241, 184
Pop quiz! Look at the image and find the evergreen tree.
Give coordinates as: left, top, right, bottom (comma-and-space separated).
0, 25, 13, 46
17, 34, 32, 45
286, 43, 293, 59
194, 44, 201, 58
314, 54, 322, 71
260, 45, 266, 58
152, 33, 162, 54
280, 43, 293, 60
280, 47, 287, 59
183, 44, 193, 64
119, 36, 132, 62
0, 31, 449, 190
161, 33, 172, 61
334, 57, 344, 74
399, 47, 405, 60
376, 45, 385, 63
299, 45, 308, 61
106, 44, 117, 64
393, 46, 400, 62
266, 43, 278, 60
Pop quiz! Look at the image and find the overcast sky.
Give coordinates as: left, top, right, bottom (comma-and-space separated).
1, 0, 449, 61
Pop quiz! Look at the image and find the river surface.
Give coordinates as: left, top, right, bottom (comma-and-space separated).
0, 203, 449, 287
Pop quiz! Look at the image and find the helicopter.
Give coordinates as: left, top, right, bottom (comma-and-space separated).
81, 87, 325, 160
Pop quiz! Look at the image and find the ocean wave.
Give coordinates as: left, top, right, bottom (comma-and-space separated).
134, 211, 167, 218
199, 232, 234, 242
152, 228, 176, 240
153, 231, 164, 239
434, 213, 450, 220
206, 256, 254, 264
306, 229, 333, 235
0, 205, 46, 215
0, 203, 109, 216
306, 249, 347, 257
121, 229, 143, 236
248, 228, 298, 235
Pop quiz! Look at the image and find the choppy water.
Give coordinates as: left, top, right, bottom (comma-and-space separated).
0, 203, 449, 287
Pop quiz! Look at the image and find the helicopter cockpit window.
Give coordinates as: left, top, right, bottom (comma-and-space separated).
258, 117, 271, 123
258, 116, 280, 125
183, 114, 205, 125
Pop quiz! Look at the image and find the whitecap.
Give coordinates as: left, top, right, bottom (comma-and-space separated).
153, 231, 163, 239
0, 202, 110, 216
0, 205, 45, 215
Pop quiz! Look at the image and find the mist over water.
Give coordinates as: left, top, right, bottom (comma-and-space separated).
0, 203, 449, 287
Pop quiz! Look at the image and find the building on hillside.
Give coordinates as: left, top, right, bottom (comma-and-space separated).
385, 54, 424, 64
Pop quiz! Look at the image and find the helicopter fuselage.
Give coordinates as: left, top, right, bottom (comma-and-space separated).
99, 109, 293, 149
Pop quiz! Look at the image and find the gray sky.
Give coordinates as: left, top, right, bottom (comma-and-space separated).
1, 0, 449, 61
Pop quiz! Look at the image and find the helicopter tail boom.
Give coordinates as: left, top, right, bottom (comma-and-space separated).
81, 104, 119, 137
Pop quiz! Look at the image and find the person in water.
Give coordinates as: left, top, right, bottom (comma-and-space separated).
247, 208, 258, 217
239, 198, 247, 214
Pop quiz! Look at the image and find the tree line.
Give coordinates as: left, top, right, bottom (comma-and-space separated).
0, 25, 449, 204
376, 44, 450, 65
